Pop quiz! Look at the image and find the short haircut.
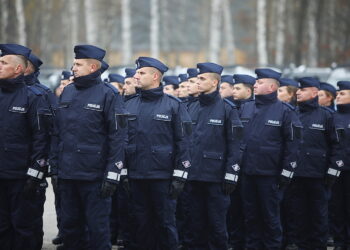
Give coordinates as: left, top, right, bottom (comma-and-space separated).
86, 58, 101, 69
243, 83, 254, 93
208, 73, 221, 83
13, 55, 28, 72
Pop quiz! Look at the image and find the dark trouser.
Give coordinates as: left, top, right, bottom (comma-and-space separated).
281, 179, 298, 247
290, 177, 328, 250
33, 181, 47, 250
177, 183, 191, 248
332, 171, 350, 248
59, 179, 112, 250
129, 179, 178, 250
241, 174, 282, 250
52, 177, 62, 238
187, 181, 230, 250
227, 182, 245, 250
110, 187, 119, 243
0, 179, 39, 250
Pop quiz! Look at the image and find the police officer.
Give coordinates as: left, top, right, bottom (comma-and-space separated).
187, 68, 200, 110
332, 81, 350, 250
219, 74, 235, 102
125, 57, 191, 250
163, 75, 179, 97
240, 68, 301, 250
51, 45, 127, 250
0, 44, 50, 250
277, 78, 299, 105
319, 82, 337, 111
227, 73, 256, 250
178, 73, 190, 102
289, 77, 342, 250
109, 73, 125, 95
123, 68, 138, 101
187, 62, 242, 250
55, 70, 73, 97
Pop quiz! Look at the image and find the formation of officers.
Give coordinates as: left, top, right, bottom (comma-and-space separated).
0, 43, 349, 250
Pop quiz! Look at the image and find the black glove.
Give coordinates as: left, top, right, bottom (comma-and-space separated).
51, 175, 58, 193
100, 180, 117, 199
169, 178, 186, 200
122, 177, 130, 196
222, 181, 237, 195
325, 174, 338, 189
23, 178, 39, 200
277, 175, 291, 190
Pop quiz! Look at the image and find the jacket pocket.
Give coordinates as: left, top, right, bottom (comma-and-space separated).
151, 145, 173, 170
74, 144, 103, 170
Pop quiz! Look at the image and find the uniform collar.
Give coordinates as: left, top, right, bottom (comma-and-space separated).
140, 86, 163, 101
298, 97, 319, 112
255, 91, 277, 106
199, 90, 219, 106
337, 103, 350, 113
188, 95, 198, 103
0, 74, 25, 91
24, 72, 37, 86
73, 70, 102, 89
179, 96, 189, 103
124, 93, 138, 102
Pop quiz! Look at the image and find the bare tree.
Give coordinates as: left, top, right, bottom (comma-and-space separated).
150, 0, 159, 58
15, 0, 26, 45
122, 0, 132, 64
209, 0, 222, 63
85, 0, 99, 45
257, 0, 268, 66
1, 0, 9, 42
307, 0, 318, 67
275, 0, 286, 66
222, 0, 235, 64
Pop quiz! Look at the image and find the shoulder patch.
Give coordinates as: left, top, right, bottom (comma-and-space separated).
166, 94, 182, 102
282, 102, 295, 110
321, 106, 335, 114
27, 85, 43, 95
224, 98, 237, 108
105, 83, 120, 95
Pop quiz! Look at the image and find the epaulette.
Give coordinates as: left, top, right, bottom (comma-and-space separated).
166, 94, 182, 102
27, 85, 43, 95
321, 106, 335, 114
282, 102, 296, 110
105, 83, 120, 95
224, 98, 237, 108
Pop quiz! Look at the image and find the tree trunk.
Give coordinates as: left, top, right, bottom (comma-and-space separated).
222, 0, 235, 65
307, 0, 318, 67
1, 0, 9, 42
15, 0, 26, 45
122, 0, 132, 64
257, 0, 268, 66
275, 0, 286, 66
85, 0, 99, 45
209, 0, 222, 63
150, 0, 159, 58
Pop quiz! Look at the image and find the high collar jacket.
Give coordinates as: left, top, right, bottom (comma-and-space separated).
188, 90, 243, 182
334, 104, 350, 171
125, 86, 192, 179
53, 71, 127, 182
240, 91, 302, 176
295, 97, 342, 177
0, 75, 50, 179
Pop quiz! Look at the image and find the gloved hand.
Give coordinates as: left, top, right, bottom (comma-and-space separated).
100, 180, 117, 199
121, 177, 130, 196
23, 178, 39, 200
51, 175, 58, 193
325, 174, 338, 189
169, 178, 186, 200
277, 175, 291, 190
222, 181, 237, 195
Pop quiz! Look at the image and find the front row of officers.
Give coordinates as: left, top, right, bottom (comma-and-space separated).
0, 43, 349, 250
